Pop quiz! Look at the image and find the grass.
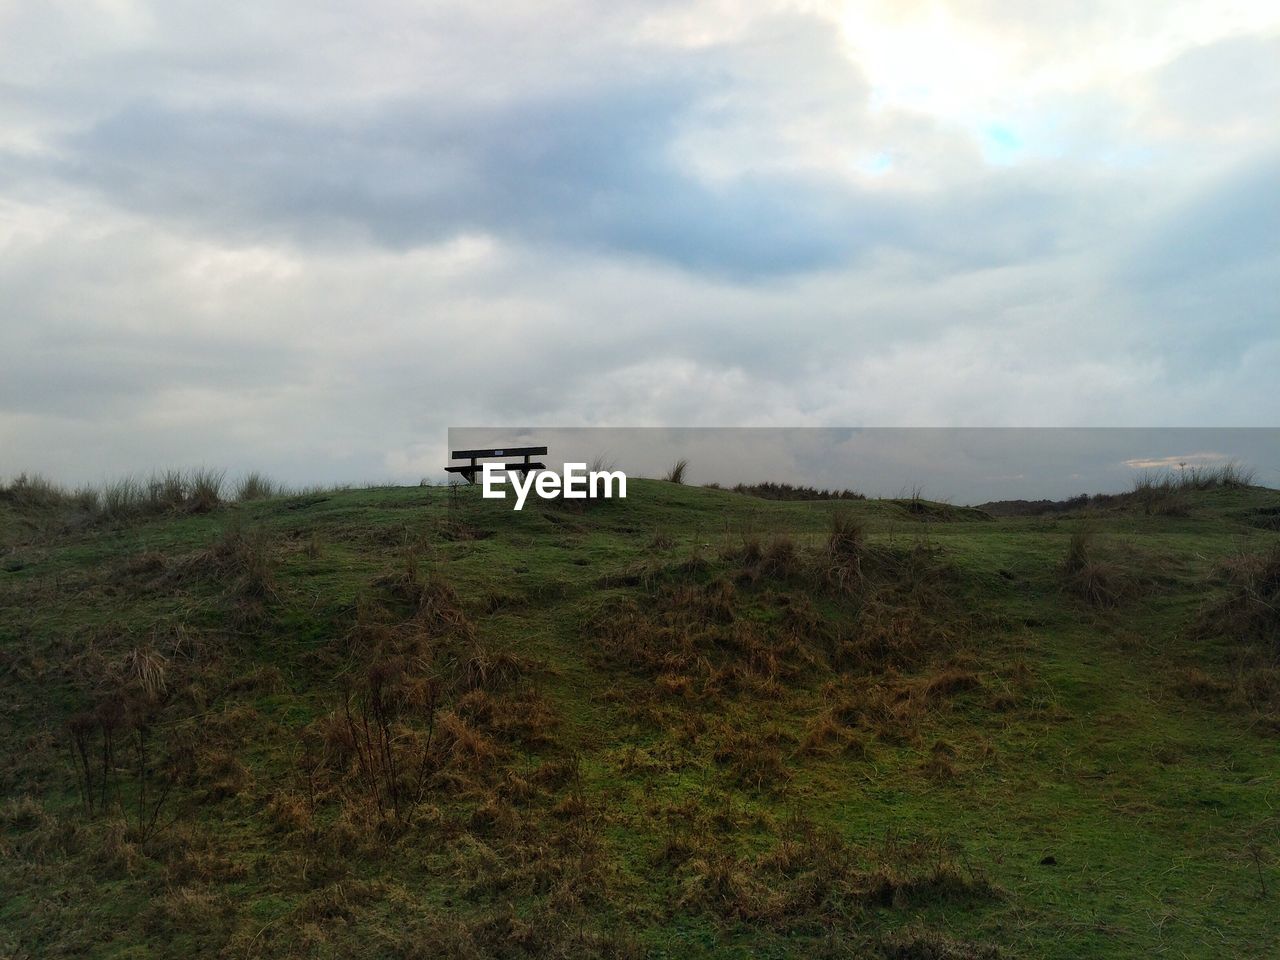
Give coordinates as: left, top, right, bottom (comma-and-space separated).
1, 475, 1279, 958
2, 468, 228, 523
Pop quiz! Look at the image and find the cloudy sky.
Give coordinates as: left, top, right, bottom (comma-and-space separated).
2, 1, 1278, 486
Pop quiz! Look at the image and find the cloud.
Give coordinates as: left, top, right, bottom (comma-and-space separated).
1122, 453, 1230, 469
26, 66, 951, 276
1154, 33, 1280, 135
6, 8, 1125, 279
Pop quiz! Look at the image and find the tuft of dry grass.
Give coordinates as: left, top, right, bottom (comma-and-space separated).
878, 927, 1002, 959
713, 727, 793, 791
375, 554, 471, 633
123, 645, 168, 702
1061, 528, 1125, 607
672, 823, 996, 930
0, 473, 80, 510
1202, 543, 1280, 650
729, 533, 801, 583
464, 644, 529, 692
664, 458, 689, 484
824, 509, 867, 590
94, 469, 226, 520
648, 529, 676, 550
234, 471, 277, 501
1190, 544, 1280, 720
1127, 462, 1254, 515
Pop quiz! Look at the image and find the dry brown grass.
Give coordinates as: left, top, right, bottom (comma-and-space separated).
712, 726, 793, 791
1201, 543, 1280, 649
1185, 544, 1280, 721
375, 553, 471, 634
1061, 528, 1127, 607
730, 533, 802, 583
664, 459, 689, 484
671, 822, 996, 931
337, 656, 440, 830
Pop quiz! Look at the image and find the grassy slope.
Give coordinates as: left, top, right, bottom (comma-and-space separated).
1, 480, 1278, 959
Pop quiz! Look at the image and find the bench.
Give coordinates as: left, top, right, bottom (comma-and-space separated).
445, 446, 547, 484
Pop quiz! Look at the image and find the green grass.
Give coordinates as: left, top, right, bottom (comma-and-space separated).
1, 479, 1278, 958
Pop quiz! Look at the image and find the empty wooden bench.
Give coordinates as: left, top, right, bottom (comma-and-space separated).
445, 446, 547, 484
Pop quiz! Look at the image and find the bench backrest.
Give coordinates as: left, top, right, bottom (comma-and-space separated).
451, 446, 547, 460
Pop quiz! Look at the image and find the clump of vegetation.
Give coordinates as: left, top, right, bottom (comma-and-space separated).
712, 725, 793, 790
1189, 545, 1280, 721
374, 552, 471, 634
234, 471, 277, 501
199, 525, 278, 608
1201, 544, 1280, 650
728, 533, 801, 583
664, 458, 689, 484
2, 468, 227, 524
648, 528, 676, 550
824, 509, 867, 589
337, 656, 440, 832
0, 472, 97, 511
671, 823, 996, 930
592, 507, 964, 730
1061, 528, 1125, 607
67, 687, 176, 842
105, 468, 227, 517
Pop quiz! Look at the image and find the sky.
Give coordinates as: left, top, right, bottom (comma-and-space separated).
1, 1, 1278, 488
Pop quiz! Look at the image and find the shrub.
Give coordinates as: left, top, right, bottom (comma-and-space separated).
664, 459, 689, 484
339, 657, 440, 831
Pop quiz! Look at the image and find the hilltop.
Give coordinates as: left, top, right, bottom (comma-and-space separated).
2, 476, 1278, 958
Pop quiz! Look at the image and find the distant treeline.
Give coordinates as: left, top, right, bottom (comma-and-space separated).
978, 496, 1090, 517
712, 481, 868, 502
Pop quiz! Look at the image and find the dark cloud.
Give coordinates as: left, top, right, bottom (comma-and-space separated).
1125, 151, 1280, 283
52, 90, 888, 276
45, 46, 1083, 279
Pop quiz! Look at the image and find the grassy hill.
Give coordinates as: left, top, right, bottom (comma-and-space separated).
2, 476, 1278, 958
